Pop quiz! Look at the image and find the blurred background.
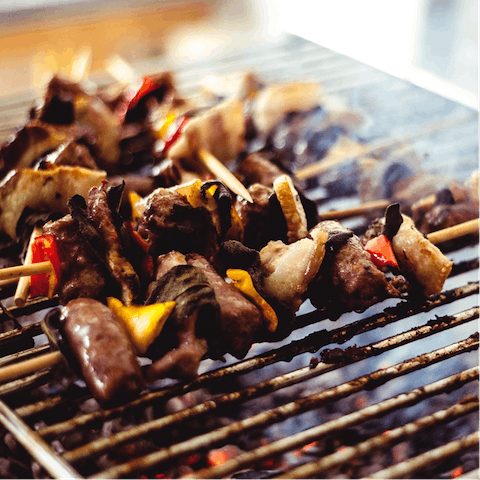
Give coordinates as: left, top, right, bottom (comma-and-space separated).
0, 0, 477, 109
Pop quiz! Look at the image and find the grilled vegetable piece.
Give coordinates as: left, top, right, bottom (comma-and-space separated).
258, 226, 328, 313
107, 297, 175, 354
0, 166, 106, 240
226, 268, 278, 332
273, 174, 308, 243
391, 213, 454, 297
60, 298, 144, 405
29, 234, 62, 299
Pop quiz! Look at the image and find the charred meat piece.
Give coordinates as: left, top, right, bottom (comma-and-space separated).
235, 183, 294, 251
0, 166, 106, 240
412, 188, 479, 236
40, 75, 122, 168
186, 252, 264, 359
145, 252, 220, 380
59, 298, 144, 405
0, 121, 69, 175
43, 214, 110, 304
308, 220, 403, 318
87, 183, 140, 305
235, 151, 286, 188
137, 187, 220, 264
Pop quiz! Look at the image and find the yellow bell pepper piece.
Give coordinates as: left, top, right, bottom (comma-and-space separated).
107, 297, 176, 354
129, 191, 146, 224
155, 112, 176, 140
226, 269, 278, 332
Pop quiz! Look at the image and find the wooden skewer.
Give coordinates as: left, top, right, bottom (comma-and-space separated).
14, 226, 44, 307
198, 148, 253, 203
0, 261, 52, 282
0, 217, 478, 385
105, 56, 254, 203
320, 199, 390, 220
428, 218, 479, 245
0, 351, 63, 384
294, 112, 478, 181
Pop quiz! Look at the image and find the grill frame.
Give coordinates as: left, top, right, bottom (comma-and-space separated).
0, 34, 478, 479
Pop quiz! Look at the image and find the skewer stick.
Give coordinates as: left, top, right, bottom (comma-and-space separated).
320, 199, 390, 220
198, 148, 253, 203
428, 218, 479, 245
0, 218, 477, 385
294, 112, 478, 181
0, 261, 52, 282
0, 351, 63, 384
14, 226, 43, 308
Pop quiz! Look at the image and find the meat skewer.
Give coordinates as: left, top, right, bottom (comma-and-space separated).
105, 55, 253, 203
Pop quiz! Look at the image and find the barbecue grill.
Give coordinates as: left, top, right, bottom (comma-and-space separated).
0, 35, 478, 479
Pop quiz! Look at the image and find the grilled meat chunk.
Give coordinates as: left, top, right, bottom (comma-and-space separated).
235, 151, 286, 188
43, 214, 110, 304
145, 252, 220, 380
308, 220, 403, 317
87, 184, 140, 305
60, 298, 144, 405
137, 187, 220, 264
186, 253, 264, 359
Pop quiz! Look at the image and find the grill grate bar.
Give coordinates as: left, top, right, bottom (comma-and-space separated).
90, 335, 478, 479
367, 431, 480, 479
31, 285, 480, 436
192, 366, 480, 479
279, 399, 479, 479
57, 306, 478, 463
0, 399, 83, 479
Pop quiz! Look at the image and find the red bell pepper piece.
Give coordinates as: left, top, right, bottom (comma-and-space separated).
125, 221, 154, 278
364, 234, 399, 269
162, 116, 189, 155
30, 234, 62, 298
117, 76, 160, 122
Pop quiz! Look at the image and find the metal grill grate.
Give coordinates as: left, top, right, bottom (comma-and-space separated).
0, 35, 478, 479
